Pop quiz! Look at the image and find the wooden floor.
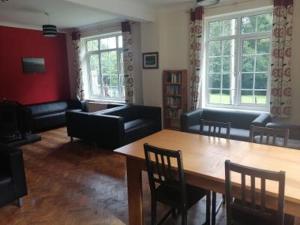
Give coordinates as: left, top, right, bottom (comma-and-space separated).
0, 128, 298, 225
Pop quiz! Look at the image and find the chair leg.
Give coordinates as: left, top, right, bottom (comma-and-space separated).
204, 192, 211, 225
212, 192, 217, 225
151, 197, 157, 225
181, 209, 187, 225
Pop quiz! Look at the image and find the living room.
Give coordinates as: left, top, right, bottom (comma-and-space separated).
1, 0, 300, 225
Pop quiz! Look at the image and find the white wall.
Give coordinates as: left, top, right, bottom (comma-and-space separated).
140, 0, 300, 123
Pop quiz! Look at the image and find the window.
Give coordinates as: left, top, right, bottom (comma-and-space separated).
85, 33, 124, 101
205, 10, 273, 111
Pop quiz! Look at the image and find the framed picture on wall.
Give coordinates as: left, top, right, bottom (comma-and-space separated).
143, 52, 159, 69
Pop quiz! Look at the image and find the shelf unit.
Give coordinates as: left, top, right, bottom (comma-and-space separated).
162, 70, 188, 130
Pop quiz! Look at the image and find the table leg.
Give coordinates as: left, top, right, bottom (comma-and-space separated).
127, 157, 144, 225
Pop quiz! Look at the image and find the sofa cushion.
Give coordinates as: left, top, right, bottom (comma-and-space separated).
187, 125, 250, 141
28, 101, 68, 117
0, 172, 12, 186
32, 112, 66, 131
230, 128, 250, 142
124, 119, 155, 133
202, 109, 260, 130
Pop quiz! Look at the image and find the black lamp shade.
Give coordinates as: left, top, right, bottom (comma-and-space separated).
43, 24, 57, 37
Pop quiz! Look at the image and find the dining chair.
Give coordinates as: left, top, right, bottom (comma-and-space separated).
250, 125, 290, 147
225, 160, 295, 225
144, 143, 211, 225
200, 119, 231, 139
200, 119, 231, 225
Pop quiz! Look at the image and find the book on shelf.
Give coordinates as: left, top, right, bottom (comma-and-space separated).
166, 85, 181, 95
166, 96, 181, 108
166, 72, 182, 84
165, 108, 182, 120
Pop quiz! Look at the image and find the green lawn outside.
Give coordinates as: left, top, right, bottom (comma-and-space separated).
209, 94, 267, 105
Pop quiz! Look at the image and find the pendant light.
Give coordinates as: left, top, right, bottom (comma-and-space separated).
43, 12, 57, 37
196, 0, 220, 6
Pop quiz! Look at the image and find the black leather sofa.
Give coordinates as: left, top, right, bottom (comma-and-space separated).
0, 144, 27, 208
181, 108, 271, 141
26, 100, 84, 132
66, 105, 162, 149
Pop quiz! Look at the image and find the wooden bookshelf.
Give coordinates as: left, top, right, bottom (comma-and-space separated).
162, 70, 188, 130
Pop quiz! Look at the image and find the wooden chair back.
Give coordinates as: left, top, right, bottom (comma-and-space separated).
225, 160, 286, 225
200, 119, 231, 139
250, 126, 289, 147
144, 143, 187, 202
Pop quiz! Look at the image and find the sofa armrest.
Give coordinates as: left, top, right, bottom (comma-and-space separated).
137, 106, 162, 130
180, 109, 203, 131
0, 144, 27, 197
251, 113, 271, 127
89, 114, 126, 149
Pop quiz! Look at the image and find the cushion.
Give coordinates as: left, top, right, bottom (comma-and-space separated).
29, 101, 68, 117
187, 125, 250, 141
124, 119, 154, 132
0, 172, 12, 186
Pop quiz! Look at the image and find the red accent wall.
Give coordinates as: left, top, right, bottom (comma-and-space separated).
0, 26, 70, 105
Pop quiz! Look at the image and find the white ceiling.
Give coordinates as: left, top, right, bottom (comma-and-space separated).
0, 0, 122, 29
0, 0, 249, 29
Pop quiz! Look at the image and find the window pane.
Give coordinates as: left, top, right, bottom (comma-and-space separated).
223, 19, 236, 36
255, 91, 267, 104
208, 74, 221, 88
209, 21, 222, 38
100, 37, 117, 50
223, 40, 234, 56
222, 74, 230, 89
89, 54, 100, 95
223, 57, 231, 73
243, 40, 256, 55
209, 41, 221, 56
208, 57, 221, 73
241, 73, 253, 89
87, 40, 98, 51
256, 55, 270, 72
101, 51, 117, 75
257, 38, 271, 54
118, 36, 123, 48
241, 15, 256, 34
255, 73, 268, 89
241, 90, 254, 104
221, 90, 231, 104
257, 13, 272, 32
242, 57, 255, 72
209, 89, 221, 104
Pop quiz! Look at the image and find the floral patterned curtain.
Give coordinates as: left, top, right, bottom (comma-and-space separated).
189, 7, 204, 111
72, 30, 84, 100
121, 21, 135, 104
270, 0, 294, 118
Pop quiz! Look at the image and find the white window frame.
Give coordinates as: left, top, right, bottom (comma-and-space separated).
203, 7, 273, 112
84, 32, 124, 101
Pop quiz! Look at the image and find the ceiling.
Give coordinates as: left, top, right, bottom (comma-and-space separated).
0, 0, 122, 29
0, 0, 250, 29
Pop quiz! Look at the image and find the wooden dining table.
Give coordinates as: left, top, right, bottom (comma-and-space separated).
114, 129, 300, 225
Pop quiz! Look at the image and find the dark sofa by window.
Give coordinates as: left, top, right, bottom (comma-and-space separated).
181, 108, 271, 141
66, 105, 162, 149
26, 100, 84, 132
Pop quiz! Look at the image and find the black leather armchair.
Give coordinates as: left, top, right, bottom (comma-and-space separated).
181, 108, 271, 141
0, 144, 27, 207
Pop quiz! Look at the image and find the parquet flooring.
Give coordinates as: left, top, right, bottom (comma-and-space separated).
0, 127, 298, 225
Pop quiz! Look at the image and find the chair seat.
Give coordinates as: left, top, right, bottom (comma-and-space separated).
156, 181, 209, 209
231, 201, 295, 225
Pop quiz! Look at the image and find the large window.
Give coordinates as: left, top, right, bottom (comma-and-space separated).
85, 33, 124, 101
205, 9, 273, 111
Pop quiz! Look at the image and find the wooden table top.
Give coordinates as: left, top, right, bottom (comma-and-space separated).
114, 129, 300, 206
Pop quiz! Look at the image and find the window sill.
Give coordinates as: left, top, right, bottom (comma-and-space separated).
204, 105, 270, 114
86, 98, 125, 105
